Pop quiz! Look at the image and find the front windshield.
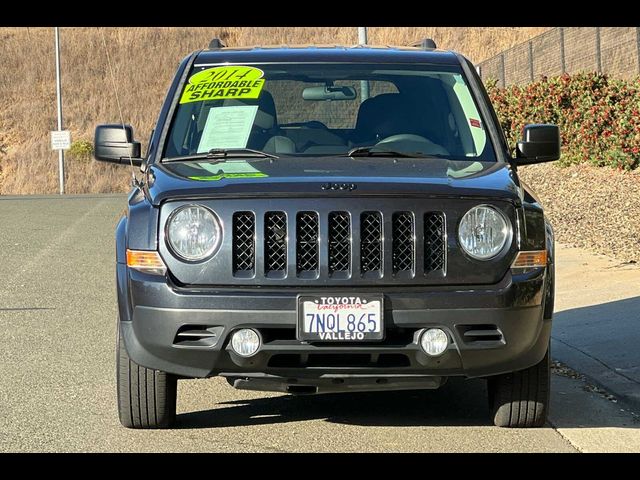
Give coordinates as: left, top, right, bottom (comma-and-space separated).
163, 62, 496, 161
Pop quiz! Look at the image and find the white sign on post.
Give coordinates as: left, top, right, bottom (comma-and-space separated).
51, 130, 71, 150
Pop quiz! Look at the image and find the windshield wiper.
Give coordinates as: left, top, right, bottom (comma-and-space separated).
346, 146, 424, 158
163, 148, 279, 163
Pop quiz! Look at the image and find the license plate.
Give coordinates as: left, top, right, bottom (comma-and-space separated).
297, 295, 384, 341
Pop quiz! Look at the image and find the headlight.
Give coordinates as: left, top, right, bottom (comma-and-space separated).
458, 205, 511, 260
166, 205, 222, 261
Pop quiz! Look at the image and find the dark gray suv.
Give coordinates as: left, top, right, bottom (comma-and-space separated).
94, 39, 560, 429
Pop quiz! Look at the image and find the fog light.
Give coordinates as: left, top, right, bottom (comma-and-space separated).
420, 328, 449, 356
230, 329, 261, 357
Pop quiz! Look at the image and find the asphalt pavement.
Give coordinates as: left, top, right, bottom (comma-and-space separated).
552, 247, 640, 408
0, 195, 638, 452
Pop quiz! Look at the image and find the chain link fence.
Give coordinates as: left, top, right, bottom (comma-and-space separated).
477, 27, 640, 87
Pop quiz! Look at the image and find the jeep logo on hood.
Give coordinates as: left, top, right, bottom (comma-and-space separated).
321, 182, 357, 191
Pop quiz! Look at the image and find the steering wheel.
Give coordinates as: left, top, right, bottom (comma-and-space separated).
376, 134, 430, 145
375, 134, 449, 156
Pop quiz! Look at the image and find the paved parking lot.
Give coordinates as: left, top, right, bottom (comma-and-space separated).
0, 195, 638, 452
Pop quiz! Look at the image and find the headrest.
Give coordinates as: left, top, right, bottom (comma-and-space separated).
355, 93, 419, 138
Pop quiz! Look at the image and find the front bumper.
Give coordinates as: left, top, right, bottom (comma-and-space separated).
118, 264, 551, 384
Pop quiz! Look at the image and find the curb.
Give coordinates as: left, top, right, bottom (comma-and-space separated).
551, 337, 640, 412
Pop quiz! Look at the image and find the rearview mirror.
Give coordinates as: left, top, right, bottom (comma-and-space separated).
302, 85, 357, 101
94, 124, 143, 166
515, 124, 560, 165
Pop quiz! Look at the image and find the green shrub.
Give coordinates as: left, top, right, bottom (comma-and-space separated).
68, 140, 94, 162
486, 73, 640, 170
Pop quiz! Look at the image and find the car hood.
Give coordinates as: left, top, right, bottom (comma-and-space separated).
146, 157, 521, 206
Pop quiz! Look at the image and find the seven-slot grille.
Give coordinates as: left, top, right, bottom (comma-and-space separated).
231, 210, 446, 279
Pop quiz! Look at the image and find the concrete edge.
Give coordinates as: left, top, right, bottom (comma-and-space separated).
551, 337, 640, 413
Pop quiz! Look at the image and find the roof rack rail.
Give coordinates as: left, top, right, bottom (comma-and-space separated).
412, 38, 437, 50
208, 38, 227, 50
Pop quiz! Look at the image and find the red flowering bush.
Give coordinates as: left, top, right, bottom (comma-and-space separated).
486, 73, 640, 170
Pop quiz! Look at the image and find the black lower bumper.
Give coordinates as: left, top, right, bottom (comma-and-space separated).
118, 264, 552, 388
227, 374, 448, 394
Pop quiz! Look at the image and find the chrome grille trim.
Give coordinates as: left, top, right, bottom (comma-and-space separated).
328, 212, 351, 276
296, 212, 319, 276
360, 212, 383, 274
424, 212, 446, 274
264, 212, 287, 276
392, 212, 415, 274
232, 212, 255, 275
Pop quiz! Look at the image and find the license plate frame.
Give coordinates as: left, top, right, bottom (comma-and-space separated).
296, 294, 384, 342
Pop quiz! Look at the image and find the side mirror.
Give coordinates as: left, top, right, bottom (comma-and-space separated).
94, 124, 143, 166
515, 124, 560, 165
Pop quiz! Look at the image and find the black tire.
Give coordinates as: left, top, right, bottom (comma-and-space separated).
117, 325, 177, 429
488, 347, 550, 428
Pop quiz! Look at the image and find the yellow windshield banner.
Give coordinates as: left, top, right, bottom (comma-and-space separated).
179, 66, 265, 104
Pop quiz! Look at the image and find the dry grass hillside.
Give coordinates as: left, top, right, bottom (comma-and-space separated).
0, 27, 548, 194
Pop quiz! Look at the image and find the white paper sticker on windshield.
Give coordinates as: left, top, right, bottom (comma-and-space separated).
197, 105, 258, 151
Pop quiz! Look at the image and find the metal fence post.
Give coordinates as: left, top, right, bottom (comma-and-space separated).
559, 27, 566, 74
595, 27, 602, 73
528, 40, 534, 82
500, 53, 506, 87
